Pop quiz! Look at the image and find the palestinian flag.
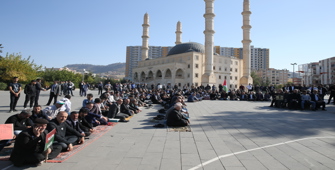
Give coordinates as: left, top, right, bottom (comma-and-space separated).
223, 79, 228, 92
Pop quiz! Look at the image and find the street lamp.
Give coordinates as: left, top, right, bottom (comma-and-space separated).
82, 69, 86, 82
291, 63, 297, 85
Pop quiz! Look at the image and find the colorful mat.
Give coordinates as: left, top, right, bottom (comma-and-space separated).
167, 125, 191, 132
0, 123, 117, 163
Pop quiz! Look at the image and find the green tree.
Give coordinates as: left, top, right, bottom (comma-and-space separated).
0, 53, 42, 82
40, 68, 82, 85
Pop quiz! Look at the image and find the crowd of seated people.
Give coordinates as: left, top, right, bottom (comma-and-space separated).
269, 85, 328, 111
1, 81, 332, 167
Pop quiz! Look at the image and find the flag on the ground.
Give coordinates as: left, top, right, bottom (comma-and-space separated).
223, 79, 228, 92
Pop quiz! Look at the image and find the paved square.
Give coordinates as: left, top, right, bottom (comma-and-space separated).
1, 90, 335, 170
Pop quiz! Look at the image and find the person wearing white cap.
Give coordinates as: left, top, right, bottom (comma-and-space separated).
43, 101, 64, 120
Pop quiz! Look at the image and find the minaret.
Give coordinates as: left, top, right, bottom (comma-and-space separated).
202, 0, 216, 85
175, 21, 182, 45
141, 13, 150, 61
240, 0, 253, 85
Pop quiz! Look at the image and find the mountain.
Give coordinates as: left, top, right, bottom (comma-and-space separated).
65, 63, 125, 74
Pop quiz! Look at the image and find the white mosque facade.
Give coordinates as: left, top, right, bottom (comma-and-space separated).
132, 0, 252, 89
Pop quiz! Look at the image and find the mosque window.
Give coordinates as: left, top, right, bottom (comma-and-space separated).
230, 84, 232, 88
225, 68, 227, 71
195, 64, 199, 68
230, 68, 232, 71
195, 55, 199, 60
213, 66, 215, 70
219, 75, 221, 79
195, 73, 198, 78
219, 67, 221, 71
235, 76, 237, 80
188, 74, 190, 78
195, 83, 198, 86
230, 76, 232, 80
188, 64, 190, 68
235, 68, 238, 72
235, 85, 238, 88
225, 76, 227, 79
235, 61, 238, 65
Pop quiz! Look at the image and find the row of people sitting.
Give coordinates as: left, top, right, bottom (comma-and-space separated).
269, 89, 326, 111
187, 91, 271, 101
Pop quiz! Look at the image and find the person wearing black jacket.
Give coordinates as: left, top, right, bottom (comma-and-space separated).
34, 79, 45, 106
10, 118, 62, 167
166, 102, 189, 127
47, 111, 85, 152
23, 80, 37, 109
78, 108, 94, 136
288, 89, 300, 109
30, 105, 51, 122
0, 110, 34, 151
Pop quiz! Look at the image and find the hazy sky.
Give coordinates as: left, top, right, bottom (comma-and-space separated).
1, 0, 334, 71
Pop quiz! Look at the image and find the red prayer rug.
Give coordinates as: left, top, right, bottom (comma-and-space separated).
0, 123, 117, 163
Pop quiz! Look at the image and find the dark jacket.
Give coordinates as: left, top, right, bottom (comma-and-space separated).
5, 114, 34, 131
166, 109, 188, 127
47, 119, 82, 145
9, 128, 47, 166
30, 110, 51, 122
24, 84, 36, 96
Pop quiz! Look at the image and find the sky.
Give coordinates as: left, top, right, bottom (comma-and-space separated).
1, 0, 334, 72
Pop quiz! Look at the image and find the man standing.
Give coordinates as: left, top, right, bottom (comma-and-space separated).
35, 79, 45, 106
98, 81, 103, 95
23, 80, 37, 109
67, 80, 74, 96
9, 118, 62, 167
8, 77, 22, 113
46, 81, 61, 106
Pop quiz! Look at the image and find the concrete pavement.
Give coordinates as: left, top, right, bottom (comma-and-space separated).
1, 90, 335, 170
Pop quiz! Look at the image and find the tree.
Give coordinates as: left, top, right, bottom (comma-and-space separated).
40, 68, 82, 85
0, 53, 42, 82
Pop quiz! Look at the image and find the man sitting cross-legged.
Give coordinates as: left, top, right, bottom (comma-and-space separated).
311, 90, 326, 111
47, 111, 85, 152
166, 102, 190, 127
66, 111, 90, 137
10, 118, 62, 167
107, 98, 129, 122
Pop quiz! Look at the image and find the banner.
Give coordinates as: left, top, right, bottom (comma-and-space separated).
0, 124, 13, 140
44, 128, 56, 151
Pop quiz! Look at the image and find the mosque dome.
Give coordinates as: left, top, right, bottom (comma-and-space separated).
167, 42, 205, 56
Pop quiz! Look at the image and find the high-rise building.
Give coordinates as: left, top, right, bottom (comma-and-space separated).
214, 46, 270, 70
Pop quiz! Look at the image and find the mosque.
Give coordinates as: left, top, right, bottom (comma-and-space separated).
132, 0, 253, 89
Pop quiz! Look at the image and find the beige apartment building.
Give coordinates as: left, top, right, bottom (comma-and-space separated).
256, 68, 289, 85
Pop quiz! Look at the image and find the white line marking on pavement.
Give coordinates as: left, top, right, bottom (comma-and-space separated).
2, 164, 13, 170
188, 136, 335, 170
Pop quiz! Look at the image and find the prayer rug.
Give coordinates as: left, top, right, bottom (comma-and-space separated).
167, 125, 191, 132
125, 116, 133, 121
0, 123, 117, 163
0, 145, 13, 161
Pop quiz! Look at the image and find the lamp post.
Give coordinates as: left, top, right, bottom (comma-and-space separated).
82, 69, 86, 82
291, 63, 297, 85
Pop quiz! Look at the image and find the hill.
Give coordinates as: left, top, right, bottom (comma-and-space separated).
65, 63, 125, 74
